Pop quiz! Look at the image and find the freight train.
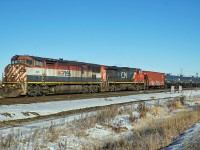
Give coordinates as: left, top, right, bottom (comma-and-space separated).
1, 55, 200, 97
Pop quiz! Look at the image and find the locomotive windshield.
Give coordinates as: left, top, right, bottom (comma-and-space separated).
11, 60, 18, 64
19, 59, 25, 64
11, 58, 33, 66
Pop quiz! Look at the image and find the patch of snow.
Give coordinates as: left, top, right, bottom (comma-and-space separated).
0, 90, 200, 121
87, 124, 112, 139
0, 90, 200, 149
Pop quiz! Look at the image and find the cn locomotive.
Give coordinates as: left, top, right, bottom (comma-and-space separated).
1, 55, 200, 97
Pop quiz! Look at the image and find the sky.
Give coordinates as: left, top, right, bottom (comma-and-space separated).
0, 0, 200, 77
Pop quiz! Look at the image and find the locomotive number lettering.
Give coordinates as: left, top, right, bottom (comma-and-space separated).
63, 70, 71, 77
58, 70, 71, 77
121, 72, 127, 78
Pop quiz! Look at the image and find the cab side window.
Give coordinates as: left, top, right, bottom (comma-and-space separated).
34, 60, 43, 66
26, 59, 33, 65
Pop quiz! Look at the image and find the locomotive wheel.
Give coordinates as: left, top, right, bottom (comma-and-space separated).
94, 85, 99, 93
135, 84, 140, 91
41, 85, 50, 95
109, 85, 116, 92
82, 85, 89, 93
128, 85, 134, 91
89, 85, 99, 93
138, 85, 143, 90
27, 85, 34, 97
89, 85, 94, 93
27, 85, 42, 96
34, 85, 42, 96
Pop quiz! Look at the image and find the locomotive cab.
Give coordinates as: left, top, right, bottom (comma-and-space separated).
2, 55, 33, 97
134, 68, 144, 82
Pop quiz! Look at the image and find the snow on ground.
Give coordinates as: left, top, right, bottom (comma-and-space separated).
0, 90, 200, 150
164, 121, 200, 150
1, 90, 200, 121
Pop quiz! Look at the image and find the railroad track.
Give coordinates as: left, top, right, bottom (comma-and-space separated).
0, 93, 182, 129
0, 87, 199, 105
0, 89, 169, 105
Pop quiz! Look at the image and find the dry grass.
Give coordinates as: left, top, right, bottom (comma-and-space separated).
75, 129, 88, 137
1, 97, 200, 150
138, 102, 150, 118
111, 126, 128, 133
96, 106, 200, 150
0, 105, 122, 149
129, 113, 138, 124
58, 140, 67, 150
118, 106, 132, 115
48, 131, 60, 143
150, 106, 165, 116
46, 122, 60, 143
166, 100, 186, 109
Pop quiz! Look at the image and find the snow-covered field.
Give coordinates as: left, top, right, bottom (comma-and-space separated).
1, 90, 200, 121
1, 90, 200, 149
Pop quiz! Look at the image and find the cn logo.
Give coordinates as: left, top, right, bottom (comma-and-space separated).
121, 72, 128, 78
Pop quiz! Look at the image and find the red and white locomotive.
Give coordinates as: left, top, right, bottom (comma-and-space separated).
2, 55, 165, 97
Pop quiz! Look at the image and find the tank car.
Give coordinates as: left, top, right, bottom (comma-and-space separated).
165, 74, 180, 88
165, 74, 200, 88
191, 76, 200, 87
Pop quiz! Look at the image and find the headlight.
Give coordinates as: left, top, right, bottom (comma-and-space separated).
2, 84, 5, 87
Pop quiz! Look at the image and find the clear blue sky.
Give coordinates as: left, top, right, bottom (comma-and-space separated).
0, 0, 200, 77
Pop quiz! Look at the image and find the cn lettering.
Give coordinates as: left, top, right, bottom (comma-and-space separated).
121, 72, 127, 78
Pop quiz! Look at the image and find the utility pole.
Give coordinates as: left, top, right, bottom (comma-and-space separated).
1, 73, 3, 84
